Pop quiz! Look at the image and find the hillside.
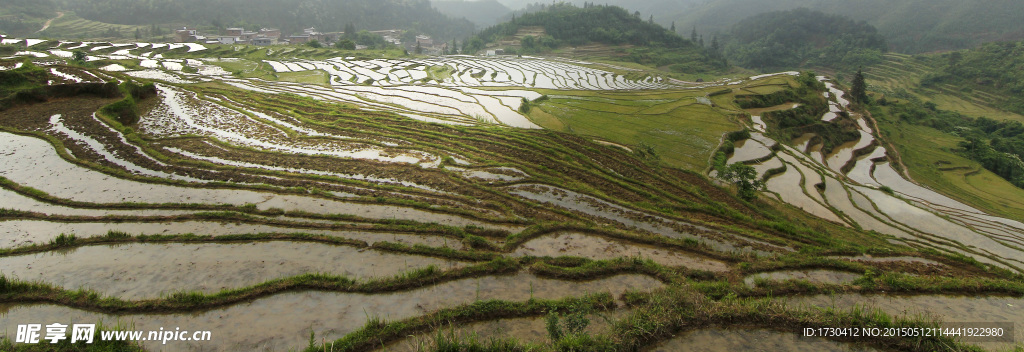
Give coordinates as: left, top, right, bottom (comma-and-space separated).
3, 33, 1024, 352
921, 40, 1024, 115
859, 41, 1024, 194
465, 3, 727, 74
668, 0, 1024, 54
0, 0, 58, 36
431, 0, 511, 27
53, 0, 475, 39
723, 8, 888, 71
497, 0, 701, 19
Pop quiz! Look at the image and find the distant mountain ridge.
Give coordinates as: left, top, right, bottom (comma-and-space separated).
465, 3, 727, 74
666, 0, 1024, 54
723, 8, 888, 71
54, 0, 475, 38
431, 0, 511, 27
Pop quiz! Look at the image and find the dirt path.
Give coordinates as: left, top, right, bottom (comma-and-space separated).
37, 11, 65, 33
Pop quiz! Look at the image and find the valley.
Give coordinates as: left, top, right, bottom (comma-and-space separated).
1, 26, 1023, 352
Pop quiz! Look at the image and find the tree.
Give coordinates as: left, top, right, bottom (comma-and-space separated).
134, 28, 140, 39
72, 50, 87, 63
343, 23, 355, 39
521, 35, 536, 51
306, 40, 321, 48
714, 152, 764, 200
671, 21, 676, 33
691, 26, 697, 42
335, 39, 355, 50
711, 35, 719, 51
415, 41, 422, 54
851, 68, 868, 103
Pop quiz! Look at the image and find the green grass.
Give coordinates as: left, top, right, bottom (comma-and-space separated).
527, 85, 755, 170
276, 70, 330, 85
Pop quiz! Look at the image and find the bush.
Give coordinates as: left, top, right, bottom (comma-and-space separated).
519, 97, 531, 113
101, 96, 138, 125
335, 39, 356, 50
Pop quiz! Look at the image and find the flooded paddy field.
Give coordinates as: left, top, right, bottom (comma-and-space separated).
513, 232, 730, 271
0, 273, 662, 351
729, 77, 1024, 273
3, 40, 1024, 351
0, 242, 466, 299
0, 219, 461, 249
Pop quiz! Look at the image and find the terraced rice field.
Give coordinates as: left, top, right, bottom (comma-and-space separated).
725, 77, 1024, 273
2, 39, 1024, 351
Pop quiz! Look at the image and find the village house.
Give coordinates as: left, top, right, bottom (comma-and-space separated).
251, 36, 276, 46
370, 29, 403, 45
174, 27, 199, 42
288, 34, 310, 44
218, 36, 242, 45
415, 35, 433, 47
259, 28, 281, 40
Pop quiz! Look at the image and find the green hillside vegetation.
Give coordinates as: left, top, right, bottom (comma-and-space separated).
856, 39, 1024, 191
0, 61, 50, 100
54, 0, 475, 39
864, 53, 1024, 125
464, 3, 726, 74
871, 95, 1024, 189
0, 0, 58, 36
723, 8, 888, 71
666, 0, 1024, 54
38, 12, 152, 40
431, 0, 511, 26
921, 41, 1024, 115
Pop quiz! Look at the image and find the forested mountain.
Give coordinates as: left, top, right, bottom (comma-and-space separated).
723, 9, 888, 71
464, 3, 726, 73
0, 0, 58, 36
54, 0, 475, 38
431, 0, 511, 27
496, 0, 700, 19
923, 41, 1024, 115
667, 0, 1024, 54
